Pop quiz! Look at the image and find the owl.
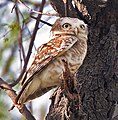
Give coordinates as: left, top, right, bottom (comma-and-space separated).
15, 17, 88, 105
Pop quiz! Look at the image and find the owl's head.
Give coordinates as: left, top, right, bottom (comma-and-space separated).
51, 17, 88, 39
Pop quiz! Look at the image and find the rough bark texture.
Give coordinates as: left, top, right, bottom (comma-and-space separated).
47, 0, 118, 120
46, 61, 81, 120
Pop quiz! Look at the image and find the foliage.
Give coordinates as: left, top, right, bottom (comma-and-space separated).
0, 93, 12, 120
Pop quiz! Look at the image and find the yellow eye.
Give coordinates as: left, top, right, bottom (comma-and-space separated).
62, 23, 71, 29
80, 24, 85, 30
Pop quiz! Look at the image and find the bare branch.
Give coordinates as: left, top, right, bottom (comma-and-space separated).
0, 78, 36, 120
17, 0, 59, 16
31, 15, 53, 27
10, 0, 46, 87
15, 5, 26, 62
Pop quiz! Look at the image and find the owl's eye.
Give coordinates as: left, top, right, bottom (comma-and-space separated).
62, 23, 71, 29
80, 24, 85, 30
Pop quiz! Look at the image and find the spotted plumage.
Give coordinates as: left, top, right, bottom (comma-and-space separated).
16, 17, 88, 105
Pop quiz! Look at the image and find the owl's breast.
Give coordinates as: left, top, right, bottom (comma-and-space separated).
39, 40, 87, 88
58, 40, 87, 73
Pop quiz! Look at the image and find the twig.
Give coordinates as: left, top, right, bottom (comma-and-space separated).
0, 30, 11, 40
17, 0, 59, 16
31, 15, 53, 26
18, 8, 32, 39
63, 0, 67, 16
0, 78, 36, 120
10, 0, 46, 87
11, 3, 16, 13
15, 5, 26, 62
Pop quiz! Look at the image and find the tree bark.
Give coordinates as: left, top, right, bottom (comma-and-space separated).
46, 0, 118, 120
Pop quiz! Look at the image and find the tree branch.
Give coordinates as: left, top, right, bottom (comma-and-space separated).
17, 0, 59, 16
0, 78, 36, 120
31, 15, 53, 27
10, 0, 46, 87
15, 5, 26, 62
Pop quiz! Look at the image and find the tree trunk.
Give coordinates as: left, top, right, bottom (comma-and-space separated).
46, 0, 118, 120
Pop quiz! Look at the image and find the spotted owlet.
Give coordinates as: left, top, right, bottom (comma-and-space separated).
16, 17, 88, 105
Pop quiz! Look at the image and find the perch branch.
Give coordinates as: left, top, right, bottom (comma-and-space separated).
0, 78, 36, 120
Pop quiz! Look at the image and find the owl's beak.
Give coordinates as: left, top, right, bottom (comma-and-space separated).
74, 27, 79, 36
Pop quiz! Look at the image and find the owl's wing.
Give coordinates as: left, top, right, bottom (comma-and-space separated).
16, 36, 78, 104
22, 36, 78, 85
